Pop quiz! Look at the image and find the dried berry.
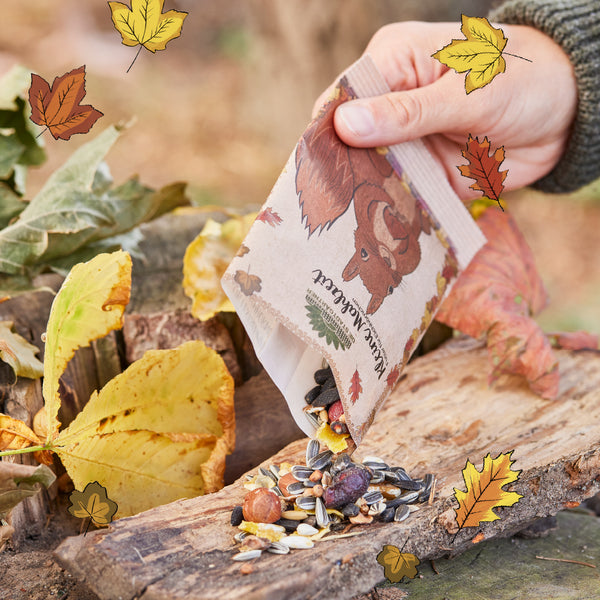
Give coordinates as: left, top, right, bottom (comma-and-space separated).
243, 488, 282, 524
327, 400, 344, 422
323, 466, 371, 509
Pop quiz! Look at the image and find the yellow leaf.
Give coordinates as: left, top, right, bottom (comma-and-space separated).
0, 321, 43, 380
108, 0, 187, 52
51, 340, 235, 518
42, 251, 131, 438
183, 215, 256, 320
0, 414, 42, 451
68, 481, 118, 526
432, 15, 508, 93
454, 450, 522, 530
376, 544, 420, 583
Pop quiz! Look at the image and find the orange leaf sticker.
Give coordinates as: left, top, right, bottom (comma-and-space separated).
454, 450, 522, 534
348, 369, 362, 404
234, 270, 262, 296
256, 207, 283, 227
28, 66, 103, 140
459, 135, 507, 210
386, 365, 400, 388
376, 544, 420, 583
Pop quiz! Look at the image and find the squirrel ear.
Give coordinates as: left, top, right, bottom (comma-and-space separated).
342, 254, 360, 281
366, 294, 384, 315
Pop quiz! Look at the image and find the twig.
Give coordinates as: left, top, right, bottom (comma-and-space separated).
431, 559, 440, 575
535, 555, 596, 569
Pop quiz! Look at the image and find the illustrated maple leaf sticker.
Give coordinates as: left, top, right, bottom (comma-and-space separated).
256, 207, 283, 227
108, 0, 188, 72
453, 450, 522, 539
68, 481, 118, 533
234, 269, 262, 296
349, 369, 362, 404
459, 134, 507, 211
28, 66, 103, 140
432, 15, 531, 93
376, 544, 420, 583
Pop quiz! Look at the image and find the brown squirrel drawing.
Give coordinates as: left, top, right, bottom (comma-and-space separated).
295, 83, 431, 314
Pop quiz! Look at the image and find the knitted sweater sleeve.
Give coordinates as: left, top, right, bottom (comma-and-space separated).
489, 1, 600, 193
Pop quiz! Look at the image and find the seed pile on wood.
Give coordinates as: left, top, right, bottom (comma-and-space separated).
230, 438, 436, 562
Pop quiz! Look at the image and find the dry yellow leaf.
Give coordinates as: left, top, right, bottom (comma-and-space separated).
42, 250, 131, 438
183, 215, 256, 320
0, 414, 42, 451
0, 321, 43, 380
50, 340, 235, 518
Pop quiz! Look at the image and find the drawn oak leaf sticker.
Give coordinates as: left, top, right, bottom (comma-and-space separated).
349, 369, 362, 404
432, 15, 530, 93
386, 365, 400, 388
453, 450, 522, 537
376, 544, 420, 583
68, 481, 118, 529
28, 66, 103, 140
234, 270, 262, 296
256, 207, 283, 227
109, 0, 188, 72
459, 134, 507, 211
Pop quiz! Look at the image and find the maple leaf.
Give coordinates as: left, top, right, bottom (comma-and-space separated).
459, 135, 507, 211
234, 269, 262, 296
108, 0, 188, 72
28, 66, 103, 140
436, 208, 559, 399
348, 369, 362, 404
256, 207, 283, 227
432, 15, 530, 93
453, 451, 522, 533
68, 481, 118, 527
376, 544, 420, 583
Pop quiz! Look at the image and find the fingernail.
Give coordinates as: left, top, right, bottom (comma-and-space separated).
337, 103, 375, 137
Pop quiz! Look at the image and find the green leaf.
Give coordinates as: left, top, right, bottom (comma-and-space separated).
0, 183, 26, 229
0, 66, 31, 110
0, 132, 25, 179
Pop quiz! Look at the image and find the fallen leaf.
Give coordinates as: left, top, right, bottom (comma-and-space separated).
548, 331, 599, 351
436, 208, 559, 398
28, 66, 103, 140
234, 269, 262, 297
0, 413, 42, 451
454, 450, 522, 531
433, 15, 510, 93
376, 544, 420, 583
68, 481, 118, 526
459, 135, 507, 210
0, 321, 43, 379
43, 251, 132, 437
255, 207, 283, 227
51, 340, 235, 517
183, 215, 255, 320
109, 0, 188, 72
348, 369, 362, 404
0, 462, 56, 519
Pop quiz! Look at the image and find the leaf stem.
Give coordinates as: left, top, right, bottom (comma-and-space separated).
535, 555, 596, 569
0, 445, 48, 458
126, 46, 144, 73
36, 127, 48, 139
504, 52, 532, 63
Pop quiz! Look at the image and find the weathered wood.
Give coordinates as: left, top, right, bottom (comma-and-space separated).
54, 340, 600, 600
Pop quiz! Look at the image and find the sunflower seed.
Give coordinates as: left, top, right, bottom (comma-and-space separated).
234, 531, 249, 543
304, 411, 321, 429
379, 507, 395, 522
392, 467, 412, 480
280, 535, 314, 549
306, 439, 320, 463
368, 501, 386, 516
267, 541, 290, 554
286, 482, 306, 495
232, 549, 262, 561
296, 496, 317, 511
362, 491, 384, 505
269, 464, 280, 479
308, 450, 333, 471
291, 465, 314, 481
362, 456, 386, 465
394, 505, 410, 522
275, 518, 300, 532
363, 460, 389, 471
315, 497, 330, 528
271, 486, 283, 497
385, 490, 420, 508
369, 470, 385, 484
260, 467, 278, 484
297, 523, 319, 536
331, 453, 352, 475
341, 503, 360, 517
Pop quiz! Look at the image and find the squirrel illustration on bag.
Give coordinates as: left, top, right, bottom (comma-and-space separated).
295, 82, 431, 315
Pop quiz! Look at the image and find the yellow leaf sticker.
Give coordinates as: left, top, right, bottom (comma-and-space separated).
0, 321, 43, 380
68, 481, 118, 527
376, 544, 420, 583
51, 340, 235, 518
183, 215, 256, 320
109, 0, 188, 71
432, 15, 528, 93
42, 251, 131, 439
454, 450, 522, 531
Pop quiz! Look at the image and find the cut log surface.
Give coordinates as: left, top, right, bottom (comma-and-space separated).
54, 339, 600, 600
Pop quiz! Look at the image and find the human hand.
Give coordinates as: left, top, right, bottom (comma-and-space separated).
313, 21, 577, 199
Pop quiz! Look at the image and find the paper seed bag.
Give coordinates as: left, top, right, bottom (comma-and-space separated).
222, 56, 486, 448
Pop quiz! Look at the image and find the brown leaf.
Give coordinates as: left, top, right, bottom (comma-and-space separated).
459, 135, 507, 209
436, 208, 559, 398
28, 66, 103, 140
0, 414, 42, 451
234, 270, 262, 296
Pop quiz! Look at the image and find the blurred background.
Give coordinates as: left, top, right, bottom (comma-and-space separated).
1, 0, 598, 332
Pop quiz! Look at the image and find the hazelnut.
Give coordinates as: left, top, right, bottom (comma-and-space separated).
242, 488, 282, 524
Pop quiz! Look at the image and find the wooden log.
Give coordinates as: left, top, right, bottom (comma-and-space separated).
53, 339, 600, 600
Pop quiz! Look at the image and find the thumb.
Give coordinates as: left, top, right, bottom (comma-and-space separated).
333, 76, 479, 147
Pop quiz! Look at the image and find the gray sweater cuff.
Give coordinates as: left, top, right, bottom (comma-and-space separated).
489, 1, 600, 193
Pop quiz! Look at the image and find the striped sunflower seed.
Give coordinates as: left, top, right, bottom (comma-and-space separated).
232, 549, 262, 561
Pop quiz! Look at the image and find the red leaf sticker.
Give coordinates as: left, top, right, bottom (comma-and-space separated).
459, 135, 507, 210
28, 66, 103, 140
256, 207, 283, 227
386, 365, 400, 389
349, 369, 362, 404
